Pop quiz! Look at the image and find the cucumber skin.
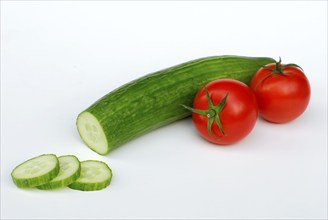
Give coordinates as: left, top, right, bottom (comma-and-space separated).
78, 55, 275, 154
36, 169, 80, 190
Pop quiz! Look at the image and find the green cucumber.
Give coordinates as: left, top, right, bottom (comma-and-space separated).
68, 160, 112, 191
77, 55, 275, 155
37, 155, 81, 190
11, 154, 59, 188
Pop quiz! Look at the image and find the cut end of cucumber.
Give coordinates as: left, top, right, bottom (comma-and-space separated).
77, 112, 109, 155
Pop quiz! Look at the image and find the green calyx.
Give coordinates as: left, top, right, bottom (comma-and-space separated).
262, 57, 303, 75
182, 87, 228, 139
254, 57, 303, 90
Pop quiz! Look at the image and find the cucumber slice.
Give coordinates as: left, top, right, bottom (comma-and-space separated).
68, 160, 112, 191
11, 154, 59, 188
37, 155, 81, 190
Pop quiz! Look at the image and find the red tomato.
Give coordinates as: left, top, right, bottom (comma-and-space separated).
250, 59, 311, 123
184, 79, 258, 145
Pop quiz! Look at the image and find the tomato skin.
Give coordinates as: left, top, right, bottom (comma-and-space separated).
192, 79, 258, 145
250, 63, 311, 123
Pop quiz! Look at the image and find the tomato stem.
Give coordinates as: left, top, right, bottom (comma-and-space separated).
254, 57, 304, 90
182, 87, 228, 139
262, 57, 303, 75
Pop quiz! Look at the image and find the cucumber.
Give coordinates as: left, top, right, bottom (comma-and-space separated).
11, 154, 59, 188
68, 160, 112, 191
77, 55, 275, 155
37, 155, 81, 190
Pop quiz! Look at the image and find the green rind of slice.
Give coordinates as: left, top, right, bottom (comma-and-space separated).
68, 160, 112, 191
37, 155, 81, 190
11, 154, 59, 188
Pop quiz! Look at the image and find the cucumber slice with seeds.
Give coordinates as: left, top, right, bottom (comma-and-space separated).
11, 154, 59, 188
68, 160, 112, 191
37, 155, 81, 190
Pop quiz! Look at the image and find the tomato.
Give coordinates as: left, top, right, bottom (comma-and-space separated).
184, 79, 258, 145
250, 59, 311, 123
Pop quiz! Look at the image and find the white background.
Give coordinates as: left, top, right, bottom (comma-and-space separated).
1, 1, 327, 219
